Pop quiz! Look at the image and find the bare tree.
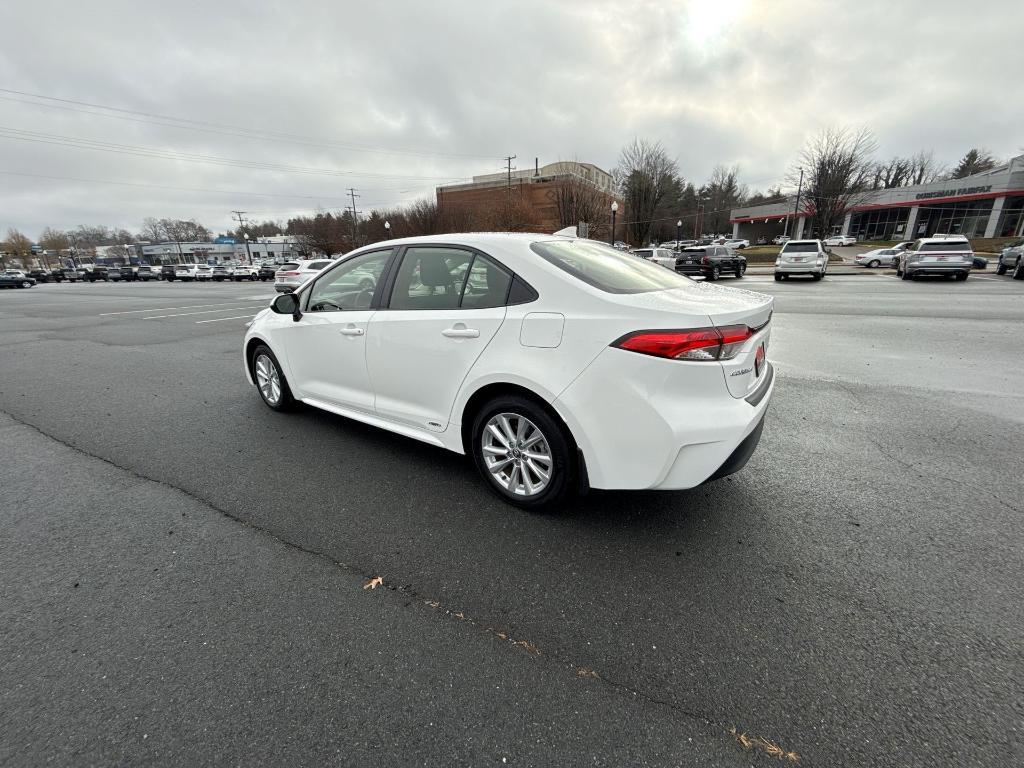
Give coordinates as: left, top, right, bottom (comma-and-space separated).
38, 227, 70, 267
950, 148, 997, 179
3, 228, 33, 268
614, 139, 680, 246
699, 165, 747, 236
873, 150, 945, 188
793, 126, 877, 238
549, 171, 610, 234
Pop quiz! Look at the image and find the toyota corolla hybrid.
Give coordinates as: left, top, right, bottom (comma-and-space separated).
243, 234, 775, 509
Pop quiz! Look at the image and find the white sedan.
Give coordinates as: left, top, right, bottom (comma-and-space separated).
824, 235, 856, 246
243, 234, 775, 509
854, 248, 899, 267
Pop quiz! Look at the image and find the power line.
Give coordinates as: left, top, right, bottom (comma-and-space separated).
0, 88, 502, 161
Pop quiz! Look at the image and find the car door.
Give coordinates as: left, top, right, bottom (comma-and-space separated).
274, 249, 395, 412
366, 246, 512, 432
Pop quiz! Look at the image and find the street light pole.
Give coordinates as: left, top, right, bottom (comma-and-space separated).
384, 220, 391, 240
791, 167, 804, 238
610, 200, 618, 246
243, 234, 252, 265
676, 219, 682, 245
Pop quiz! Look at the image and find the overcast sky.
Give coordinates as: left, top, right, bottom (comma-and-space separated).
1, 0, 1020, 239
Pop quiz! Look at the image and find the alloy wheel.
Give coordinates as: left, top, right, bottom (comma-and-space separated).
481, 412, 553, 497
254, 354, 282, 405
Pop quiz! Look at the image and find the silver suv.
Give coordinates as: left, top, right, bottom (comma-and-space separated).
896, 237, 973, 281
996, 239, 1023, 277
774, 239, 829, 281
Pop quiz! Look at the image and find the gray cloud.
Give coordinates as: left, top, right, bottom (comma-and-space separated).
1, 0, 1019, 238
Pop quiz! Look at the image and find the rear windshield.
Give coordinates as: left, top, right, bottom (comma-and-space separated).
782, 242, 820, 253
279, 263, 299, 270
919, 241, 969, 252
632, 250, 654, 257
682, 247, 706, 254
530, 240, 691, 294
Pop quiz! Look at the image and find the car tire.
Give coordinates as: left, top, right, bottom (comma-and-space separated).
1013, 261, 1024, 279
958, 272, 969, 281
709, 265, 720, 281
812, 272, 822, 281
996, 262, 1006, 275
251, 345, 295, 412
20, 281, 32, 288
774, 273, 782, 282
868, 260, 880, 268
735, 263, 745, 278
471, 394, 576, 511
901, 269, 912, 280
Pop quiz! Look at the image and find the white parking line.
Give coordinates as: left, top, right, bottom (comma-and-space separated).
971, 276, 1000, 281
143, 306, 267, 320
100, 300, 269, 316
195, 314, 259, 324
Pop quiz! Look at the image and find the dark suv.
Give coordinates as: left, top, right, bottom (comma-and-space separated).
258, 263, 278, 281
85, 265, 111, 282
161, 264, 177, 281
674, 245, 747, 280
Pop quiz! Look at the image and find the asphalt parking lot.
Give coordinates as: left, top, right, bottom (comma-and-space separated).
1, 276, 1022, 767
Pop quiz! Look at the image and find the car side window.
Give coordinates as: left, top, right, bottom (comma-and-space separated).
306, 249, 393, 312
461, 255, 512, 309
389, 247, 474, 310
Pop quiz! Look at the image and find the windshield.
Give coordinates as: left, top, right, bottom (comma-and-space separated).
530, 240, 692, 294
782, 242, 820, 253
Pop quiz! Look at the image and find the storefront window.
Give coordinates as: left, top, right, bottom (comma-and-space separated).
995, 196, 1024, 237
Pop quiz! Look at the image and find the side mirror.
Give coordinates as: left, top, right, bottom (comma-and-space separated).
271, 292, 301, 321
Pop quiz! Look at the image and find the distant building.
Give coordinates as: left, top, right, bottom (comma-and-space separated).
730, 154, 1024, 242
437, 160, 622, 235
140, 236, 301, 264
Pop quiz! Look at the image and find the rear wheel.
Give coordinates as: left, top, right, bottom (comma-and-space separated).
471, 395, 575, 511
901, 269, 913, 280
868, 260, 880, 268
251, 345, 294, 411
735, 263, 746, 278
709, 265, 720, 281
20, 280, 32, 289
1014, 261, 1024, 280
996, 262, 1006, 275
774, 273, 782, 282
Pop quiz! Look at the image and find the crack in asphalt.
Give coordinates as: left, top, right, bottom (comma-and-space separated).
1, 407, 776, 758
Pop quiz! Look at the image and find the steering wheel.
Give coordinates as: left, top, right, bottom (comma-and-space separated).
310, 298, 344, 312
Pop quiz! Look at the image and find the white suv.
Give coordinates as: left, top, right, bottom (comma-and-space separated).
274, 259, 335, 293
774, 240, 829, 281
896, 237, 973, 281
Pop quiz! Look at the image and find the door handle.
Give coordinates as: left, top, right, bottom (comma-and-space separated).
340, 325, 364, 336
442, 325, 480, 339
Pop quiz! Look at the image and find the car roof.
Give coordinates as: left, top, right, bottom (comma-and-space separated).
785, 240, 820, 244
917, 236, 968, 242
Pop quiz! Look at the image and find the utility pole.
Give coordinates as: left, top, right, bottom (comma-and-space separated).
788, 167, 804, 239
504, 155, 516, 202
232, 210, 252, 264
348, 188, 361, 249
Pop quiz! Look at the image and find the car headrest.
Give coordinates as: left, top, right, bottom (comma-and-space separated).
419, 256, 452, 288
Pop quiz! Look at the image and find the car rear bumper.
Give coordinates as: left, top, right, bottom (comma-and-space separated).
775, 262, 822, 273
905, 262, 971, 274
554, 349, 774, 490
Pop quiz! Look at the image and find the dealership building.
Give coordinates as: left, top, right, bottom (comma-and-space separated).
730, 154, 1024, 242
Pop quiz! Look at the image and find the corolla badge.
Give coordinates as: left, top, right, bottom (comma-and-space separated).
730, 367, 753, 377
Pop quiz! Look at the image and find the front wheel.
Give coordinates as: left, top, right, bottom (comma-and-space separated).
251, 345, 295, 411
20, 281, 33, 289
471, 395, 576, 511
868, 260, 880, 268
901, 268, 913, 280
735, 263, 746, 278
774, 273, 782, 282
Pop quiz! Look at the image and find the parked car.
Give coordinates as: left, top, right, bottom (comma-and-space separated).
63, 266, 85, 282
772, 235, 791, 245
161, 264, 178, 281
633, 247, 675, 267
854, 248, 899, 268
673, 245, 747, 280
274, 259, 335, 293
971, 255, 988, 270
26, 267, 53, 282
195, 265, 214, 281
174, 264, 201, 281
895, 237, 973, 280
723, 238, 750, 250
84, 265, 111, 282
234, 264, 260, 281
257, 264, 277, 281
774, 240, 829, 281
824, 235, 856, 246
107, 266, 124, 281
996, 240, 1022, 275
211, 264, 233, 281
244, 234, 774, 509
1, 270, 36, 288
137, 265, 161, 281
612, 241, 630, 251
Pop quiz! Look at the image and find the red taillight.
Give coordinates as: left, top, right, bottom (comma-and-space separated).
701, 255, 709, 264
278, 271, 299, 277
613, 325, 753, 361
